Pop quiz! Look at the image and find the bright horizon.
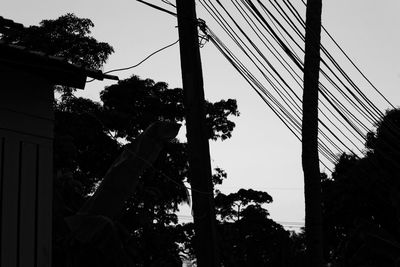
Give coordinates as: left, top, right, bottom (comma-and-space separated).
3, 0, 400, 229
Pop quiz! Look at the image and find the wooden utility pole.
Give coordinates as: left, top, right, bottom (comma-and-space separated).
302, 0, 324, 266
176, 0, 220, 266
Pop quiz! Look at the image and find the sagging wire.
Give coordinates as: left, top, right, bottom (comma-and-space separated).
161, 0, 176, 8
298, 0, 394, 110
86, 39, 179, 83
197, 0, 399, 171
204, 23, 336, 170
198, 1, 338, 169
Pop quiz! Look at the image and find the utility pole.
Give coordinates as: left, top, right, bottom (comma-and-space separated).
176, 1, 220, 266
302, 0, 324, 266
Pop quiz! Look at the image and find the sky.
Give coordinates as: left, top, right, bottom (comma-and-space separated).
2, 0, 400, 229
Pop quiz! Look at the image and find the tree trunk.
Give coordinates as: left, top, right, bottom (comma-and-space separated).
302, 0, 324, 266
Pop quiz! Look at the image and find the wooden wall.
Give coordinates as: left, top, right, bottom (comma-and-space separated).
0, 69, 54, 267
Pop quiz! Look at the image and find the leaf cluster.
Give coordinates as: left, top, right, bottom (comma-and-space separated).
212, 189, 306, 266
215, 188, 273, 222
1, 13, 114, 69
322, 108, 400, 266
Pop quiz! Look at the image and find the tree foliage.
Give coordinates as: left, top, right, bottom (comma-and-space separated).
99, 76, 239, 141
322, 108, 400, 266
212, 189, 306, 266
1, 13, 114, 69
215, 188, 273, 221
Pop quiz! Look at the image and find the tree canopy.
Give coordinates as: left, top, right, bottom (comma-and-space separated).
1, 13, 114, 69
322, 108, 400, 266
213, 189, 306, 266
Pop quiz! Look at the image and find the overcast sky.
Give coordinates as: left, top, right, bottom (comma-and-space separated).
3, 0, 400, 228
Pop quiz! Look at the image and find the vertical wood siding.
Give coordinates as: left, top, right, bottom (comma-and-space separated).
0, 132, 53, 267
1, 135, 20, 267
0, 67, 54, 267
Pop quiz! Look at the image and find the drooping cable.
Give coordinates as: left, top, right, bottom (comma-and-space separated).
196, 0, 395, 171
86, 39, 179, 83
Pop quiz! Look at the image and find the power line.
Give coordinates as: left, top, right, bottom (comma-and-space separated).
137, 0, 177, 17
86, 39, 179, 83
200, 3, 337, 168
207, 29, 336, 170
197, 0, 395, 171
75, 0, 398, 195
297, 0, 394, 110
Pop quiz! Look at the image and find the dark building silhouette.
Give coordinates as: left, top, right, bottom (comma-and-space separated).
0, 16, 117, 267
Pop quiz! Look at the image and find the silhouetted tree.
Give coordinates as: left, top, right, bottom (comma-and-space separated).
322, 108, 400, 266
1, 13, 113, 69
211, 189, 307, 267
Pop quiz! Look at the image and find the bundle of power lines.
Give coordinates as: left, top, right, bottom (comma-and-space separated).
193, 0, 395, 172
